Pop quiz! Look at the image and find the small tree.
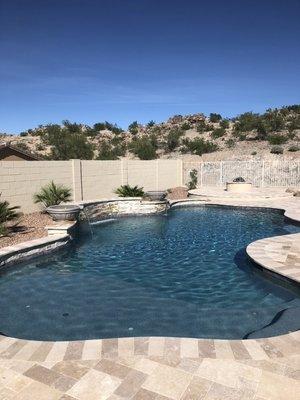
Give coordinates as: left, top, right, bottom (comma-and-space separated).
209, 113, 222, 123
147, 120, 155, 127
128, 121, 139, 135
34, 181, 72, 208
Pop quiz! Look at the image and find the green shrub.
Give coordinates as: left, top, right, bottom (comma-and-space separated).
128, 121, 139, 135
234, 112, 260, 132
209, 113, 222, 123
288, 145, 299, 152
36, 143, 45, 151
187, 169, 198, 190
115, 185, 144, 197
97, 141, 124, 160
210, 128, 225, 139
181, 122, 191, 130
251, 151, 257, 156
40, 123, 94, 160
93, 122, 106, 131
147, 120, 155, 128
225, 139, 235, 148
263, 109, 285, 131
220, 119, 230, 129
19, 131, 28, 137
130, 137, 157, 159
0, 195, 21, 236
205, 123, 214, 131
34, 181, 72, 208
182, 138, 218, 156
267, 134, 288, 145
270, 146, 283, 154
93, 122, 123, 135
196, 121, 207, 133
166, 128, 184, 152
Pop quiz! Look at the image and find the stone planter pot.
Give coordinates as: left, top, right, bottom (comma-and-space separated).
46, 205, 81, 221
226, 182, 252, 193
143, 191, 167, 201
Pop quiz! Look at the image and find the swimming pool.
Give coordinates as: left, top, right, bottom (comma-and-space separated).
1, 206, 299, 341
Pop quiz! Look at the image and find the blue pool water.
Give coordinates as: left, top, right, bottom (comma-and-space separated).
0, 206, 300, 340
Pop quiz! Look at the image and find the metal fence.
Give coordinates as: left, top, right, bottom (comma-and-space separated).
183, 160, 300, 187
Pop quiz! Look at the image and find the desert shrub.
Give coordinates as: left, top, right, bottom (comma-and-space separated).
209, 113, 222, 123
267, 134, 288, 145
220, 119, 230, 129
187, 169, 198, 190
149, 133, 158, 150
147, 120, 155, 127
210, 128, 225, 139
282, 104, 300, 113
128, 121, 139, 135
181, 122, 191, 130
150, 125, 162, 135
93, 122, 106, 131
19, 131, 28, 137
234, 112, 260, 132
225, 138, 235, 148
34, 181, 72, 208
130, 137, 157, 159
182, 138, 218, 156
288, 145, 299, 152
251, 151, 257, 156
40, 123, 94, 160
205, 123, 214, 131
115, 185, 144, 197
196, 121, 207, 133
270, 146, 283, 154
166, 128, 184, 152
287, 115, 300, 132
97, 141, 125, 160
263, 109, 285, 132
0, 195, 21, 236
14, 142, 30, 152
256, 120, 268, 139
36, 143, 45, 151
106, 122, 123, 134
93, 122, 123, 135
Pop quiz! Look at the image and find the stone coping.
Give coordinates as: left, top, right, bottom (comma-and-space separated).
0, 221, 77, 268
76, 198, 167, 207
0, 196, 299, 399
247, 233, 300, 284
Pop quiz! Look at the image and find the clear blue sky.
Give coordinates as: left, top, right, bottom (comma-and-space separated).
1, 0, 299, 133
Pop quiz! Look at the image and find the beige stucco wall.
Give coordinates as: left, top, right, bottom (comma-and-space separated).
0, 159, 183, 213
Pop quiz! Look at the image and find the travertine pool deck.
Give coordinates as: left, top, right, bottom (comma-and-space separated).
0, 192, 299, 399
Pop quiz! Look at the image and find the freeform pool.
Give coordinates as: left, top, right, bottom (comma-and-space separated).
1, 206, 300, 341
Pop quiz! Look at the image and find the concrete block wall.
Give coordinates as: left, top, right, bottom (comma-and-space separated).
0, 160, 73, 213
0, 159, 183, 213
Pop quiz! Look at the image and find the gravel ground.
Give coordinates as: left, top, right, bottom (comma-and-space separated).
0, 212, 54, 249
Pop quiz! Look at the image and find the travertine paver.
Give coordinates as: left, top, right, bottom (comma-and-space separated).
0, 194, 299, 399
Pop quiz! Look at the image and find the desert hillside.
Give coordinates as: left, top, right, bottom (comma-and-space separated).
1, 105, 300, 161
